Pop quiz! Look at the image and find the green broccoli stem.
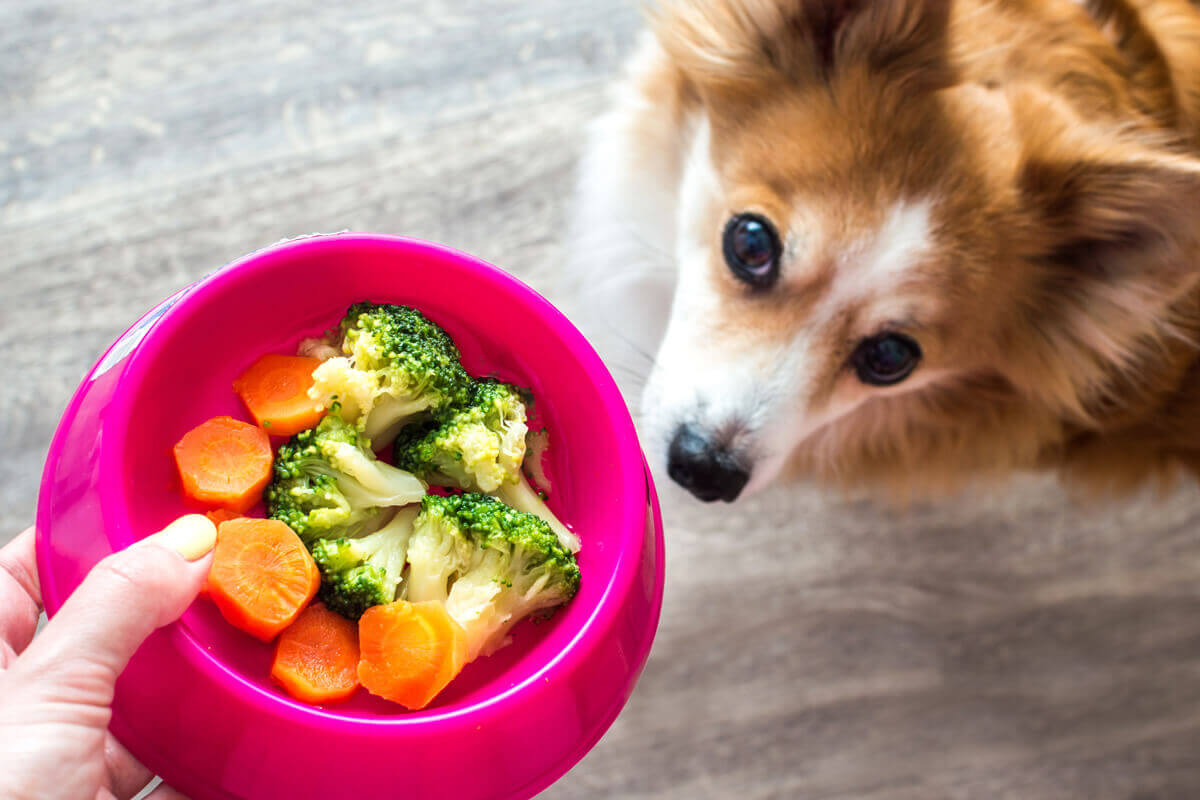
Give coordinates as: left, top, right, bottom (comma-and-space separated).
363, 393, 433, 447
360, 503, 421, 601
322, 439, 427, 507
522, 427, 552, 495
494, 476, 581, 553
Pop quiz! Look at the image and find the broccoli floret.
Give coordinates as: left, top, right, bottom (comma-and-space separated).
394, 379, 528, 492
266, 415, 426, 541
309, 505, 420, 619
404, 493, 476, 605
410, 493, 580, 660
310, 541, 389, 619
493, 478, 580, 554
395, 381, 580, 552
308, 303, 473, 446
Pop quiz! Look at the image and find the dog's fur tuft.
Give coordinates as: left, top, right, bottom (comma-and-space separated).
653, 0, 955, 100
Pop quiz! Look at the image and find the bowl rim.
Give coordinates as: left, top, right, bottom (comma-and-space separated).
37, 232, 654, 731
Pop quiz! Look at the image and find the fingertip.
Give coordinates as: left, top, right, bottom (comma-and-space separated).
143, 514, 217, 562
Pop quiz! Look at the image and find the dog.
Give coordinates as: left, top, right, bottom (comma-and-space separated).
565, 0, 1200, 504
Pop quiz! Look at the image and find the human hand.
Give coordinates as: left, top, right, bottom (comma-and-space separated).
0, 516, 217, 800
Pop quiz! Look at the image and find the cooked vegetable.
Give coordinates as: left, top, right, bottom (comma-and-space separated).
395, 382, 579, 552
271, 602, 361, 704
233, 354, 326, 437
207, 518, 320, 642
309, 505, 420, 620
265, 414, 426, 542
522, 426, 552, 495
205, 508, 242, 526
493, 478, 579, 554
403, 496, 474, 606
179, 297, 584, 710
393, 379, 528, 493
297, 334, 341, 361
357, 600, 468, 710
174, 416, 273, 513
408, 493, 580, 660
309, 302, 473, 445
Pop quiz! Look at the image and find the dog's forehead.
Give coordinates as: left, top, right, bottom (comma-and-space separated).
709, 77, 966, 204
765, 196, 941, 333
806, 197, 936, 297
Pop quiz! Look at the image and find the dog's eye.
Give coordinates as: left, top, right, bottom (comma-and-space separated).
722, 213, 781, 288
852, 333, 922, 386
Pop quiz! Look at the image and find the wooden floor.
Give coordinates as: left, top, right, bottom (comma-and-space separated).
5, 2, 1200, 798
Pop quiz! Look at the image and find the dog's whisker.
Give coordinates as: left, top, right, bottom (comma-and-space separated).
579, 233, 677, 276
624, 229, 677, 265
585, 266, 674, 296
605, 367, 651, 396
598, 323, 658, 367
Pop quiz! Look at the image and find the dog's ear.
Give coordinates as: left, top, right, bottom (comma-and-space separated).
1019, 123, 1200, 306
1006, 93, 1200, 421
654, 0, 953, 101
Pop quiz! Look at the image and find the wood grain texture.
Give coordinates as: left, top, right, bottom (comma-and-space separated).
4, 2, 1200, 798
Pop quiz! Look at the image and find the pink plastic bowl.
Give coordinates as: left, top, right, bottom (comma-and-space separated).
35, 233, 664, 800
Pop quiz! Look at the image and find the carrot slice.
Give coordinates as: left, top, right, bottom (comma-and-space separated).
174, 416, 272, 513
205, 508, 242, 526
207, 518, 320, 642
233, 354, 326, 437
357, 600, 468, 710
271, 603, 361, 704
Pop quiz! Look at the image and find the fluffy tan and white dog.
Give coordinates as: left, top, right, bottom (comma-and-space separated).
567, 0, 1200, 503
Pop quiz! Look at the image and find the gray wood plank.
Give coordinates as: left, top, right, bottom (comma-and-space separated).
4, 2, 1200, 799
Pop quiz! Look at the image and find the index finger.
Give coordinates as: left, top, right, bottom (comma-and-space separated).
0, 527, 43, 660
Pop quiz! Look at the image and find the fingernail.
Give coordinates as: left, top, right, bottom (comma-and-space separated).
147, 514, 217, 561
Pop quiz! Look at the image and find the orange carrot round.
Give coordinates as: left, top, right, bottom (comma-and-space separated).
233, 354, 326, 437
174, 416, 272, 513
202, 510, 243, 594
357, 600, 468, 710
271, 603, 361, 704
207, 518, 320, 642
205, 508, 242, 526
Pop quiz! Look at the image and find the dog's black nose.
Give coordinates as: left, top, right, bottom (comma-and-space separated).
666, 424, 751, 503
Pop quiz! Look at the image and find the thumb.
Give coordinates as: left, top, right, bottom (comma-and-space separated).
16, 515, 217, 689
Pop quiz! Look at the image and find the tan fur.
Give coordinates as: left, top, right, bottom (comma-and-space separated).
618, 0, 1200, 498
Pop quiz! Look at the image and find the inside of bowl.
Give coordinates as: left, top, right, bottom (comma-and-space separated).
116, 237, 643, 718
